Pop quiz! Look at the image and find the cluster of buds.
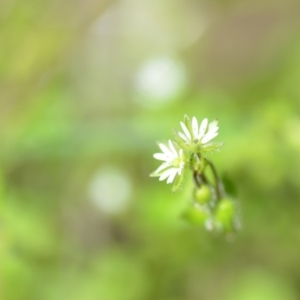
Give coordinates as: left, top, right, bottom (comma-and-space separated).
150, 115, 239, 233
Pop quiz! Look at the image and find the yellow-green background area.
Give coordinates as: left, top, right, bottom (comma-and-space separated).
1, 0, 300, 299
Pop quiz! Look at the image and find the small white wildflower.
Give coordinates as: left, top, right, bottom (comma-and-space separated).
179, 117, 219, 145
150, 140, 185, 184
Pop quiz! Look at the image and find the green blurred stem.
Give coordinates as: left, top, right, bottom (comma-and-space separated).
193, 170, 208, 188
204, 158, 224, 200
193, 153, 209, 187
193, 154, 224, 200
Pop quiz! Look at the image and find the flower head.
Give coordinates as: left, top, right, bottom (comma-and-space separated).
179, 117, 218, 144
176, 115, 223, 153
150, 140, 185, 184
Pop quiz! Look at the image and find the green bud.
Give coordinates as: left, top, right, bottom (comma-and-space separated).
215, 198, 235, 232
194, 185, 212, 205
183, 204, 209, 226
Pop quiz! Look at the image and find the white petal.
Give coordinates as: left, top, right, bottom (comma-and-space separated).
168, 140, 178, 157
206, 121, 218, 138
178, 132, 189, 142
180, 122, 191, 141
153, 153, 168, 161
208, 120, 218, 132
159, 168, 175, 181
201, 132, 218, 144
155, 163, 170, 174
178, 149, 183, 158
208, 128, 218, 136
158, 143, 173, 157
178, 165, 183, 174
192, 117, 198, 138
198, 118, 208, 139
166, 169, 177, 184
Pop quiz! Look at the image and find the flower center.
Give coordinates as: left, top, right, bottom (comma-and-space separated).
172, 157, 182, 168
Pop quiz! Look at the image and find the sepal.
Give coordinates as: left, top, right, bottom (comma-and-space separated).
201, 142, 224, 153
171, 170, 185, 192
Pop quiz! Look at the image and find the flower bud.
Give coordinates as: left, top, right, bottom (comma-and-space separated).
183, 204, 209, 226
214, 198, 235, 232
194, 185, 212, 205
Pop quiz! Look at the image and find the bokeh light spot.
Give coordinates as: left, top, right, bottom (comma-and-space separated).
135, 57, 187, 107
88, 167, 132, 215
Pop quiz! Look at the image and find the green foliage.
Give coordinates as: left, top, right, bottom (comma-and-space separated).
1, 0, 300, 299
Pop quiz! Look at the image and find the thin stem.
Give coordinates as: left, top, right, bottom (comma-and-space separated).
193, 170, 209, 188
192, 153, 223, 200
193, 170, 201, 188
205, 158, 225, 200
199, 173, 209, 185
193, 153, 208, 188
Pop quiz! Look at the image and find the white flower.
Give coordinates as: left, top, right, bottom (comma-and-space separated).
151, 140, 185, 184
178, 117, 219, 145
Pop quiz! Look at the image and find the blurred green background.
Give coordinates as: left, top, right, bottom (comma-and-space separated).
1, 0, 300, 299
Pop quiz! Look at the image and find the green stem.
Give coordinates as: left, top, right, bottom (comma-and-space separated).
193, 170, 209, 188
204, 158, 224, 200
193, 153, 208, 187
193, 153, 224, 200
193, 170, 201, 187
